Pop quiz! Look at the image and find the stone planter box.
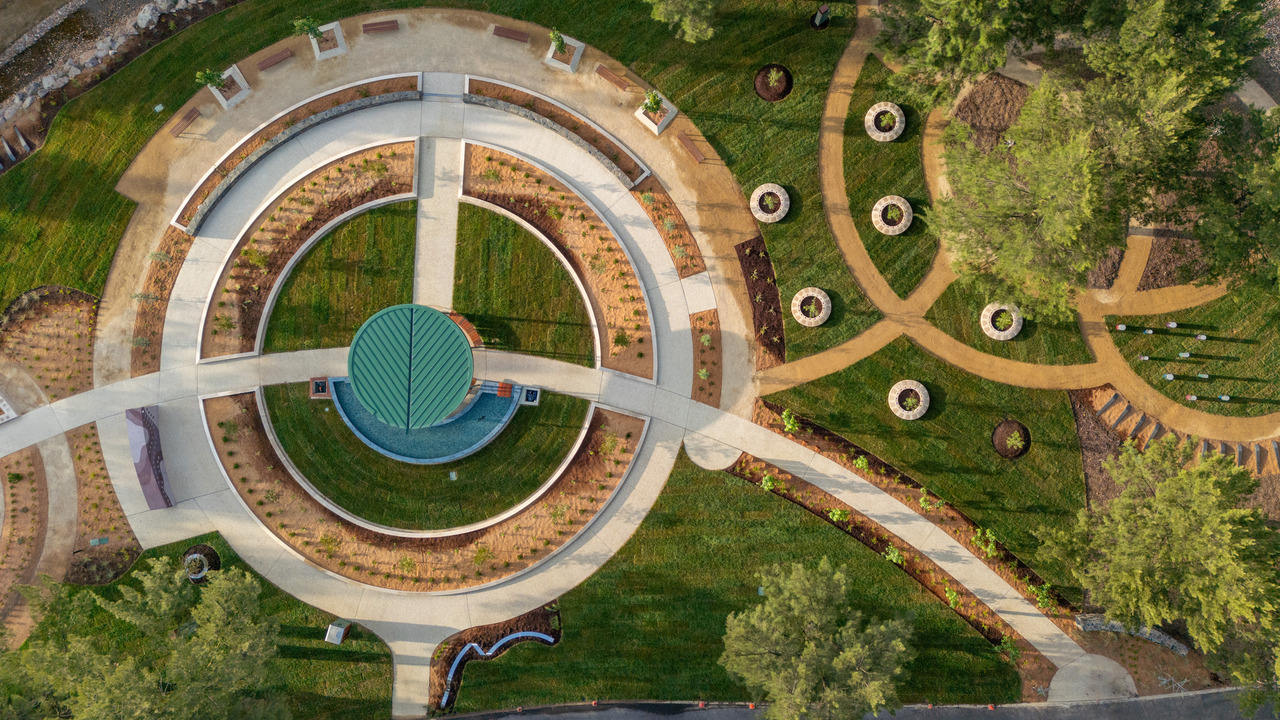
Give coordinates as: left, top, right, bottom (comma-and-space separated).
980, 302, 1023, 341
888, 379, 929, 420
750, 183, 790, 223
871, 195, 912, 235
635, 95, 677, 136
865, 101, 905, 142
310, 22, 348, 61
544, 35, 585, 73
791, 287, 831, 327
209, 64, 250, 111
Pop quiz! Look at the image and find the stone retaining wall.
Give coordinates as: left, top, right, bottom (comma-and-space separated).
1075, 613, 1190, 656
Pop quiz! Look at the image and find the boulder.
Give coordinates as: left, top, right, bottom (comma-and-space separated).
67, 66, 82, 78
136, 5, 160, 28
155, 0, 176, 10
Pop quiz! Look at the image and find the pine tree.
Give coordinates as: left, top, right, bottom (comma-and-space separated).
643, 0, 716, 43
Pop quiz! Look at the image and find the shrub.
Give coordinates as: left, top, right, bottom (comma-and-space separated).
760, 473, 777, 492
641, 90, 663, 115
994, 310, 1014, 331
781, 408, 800, 434
1030, 582, 1054, 609
883, 546, 904, 565
901, 395, 920, 411
973, 528, 1000, 558
767, 67, 784, 89
700, 333, 712, 347
195, 69, 225, 89
1005, 432, 1025, 452
549, 28, 567, 55
827, 508, 851, 523
292, 17, 323, 39
997, 635, 1022, 662
945, 587, 960, 609
612, 329, 630, 348
762, 193, 780, 212
697, 368, 710, 380
884, 204, 904, 224
852, 455, 870, 472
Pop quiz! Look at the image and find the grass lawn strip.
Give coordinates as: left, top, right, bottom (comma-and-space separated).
1107, 285, 1280, 417
923, 282, 1095, 365
454, 453, 1020, 710
453, 203, 594, 368
843, 55, 938, 299
765, 337, 1087, 602
263, 201, 416, 354
25, 532, 392, 719
264, 384, 590, 531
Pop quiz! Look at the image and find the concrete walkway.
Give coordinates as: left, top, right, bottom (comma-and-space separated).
413, 135, 463, 310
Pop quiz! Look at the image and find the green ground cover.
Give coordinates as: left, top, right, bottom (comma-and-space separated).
263, 201, 416, 353
765, 338, 1086, 599
263, 383, 589, 530
456, 453, 1019, 710
844, 55, 938, 299
0, 0, 876, 360
1108, 285, 1280, 417
25, 532, 391, 719
924, 283, 1095, 365
453, 203, 594, 366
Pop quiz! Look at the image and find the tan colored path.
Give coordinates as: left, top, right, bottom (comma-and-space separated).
760, 9, 1280, 443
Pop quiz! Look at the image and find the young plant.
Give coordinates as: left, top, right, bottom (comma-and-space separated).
781, 408, 800, 434
612, 329, 630, 348
697, 368, 711, 380
973, 528, 1000, 558
883, 546, 904, 565
901, 395, 920, 411
767, 67, 784, 89
994, 311, 1014, 331
827, 508, 850, 523
195, 69, 226, 89
1005, 432, 1025, 452
875, 112, 896, 132
997, 635, 1022, 662
700, 333, 712, 347
549, 28, 567, 55
945, 586, 961, 609
641, 90, 663, 115
1030, 582, 1054, 609
884, 204, 904, 224
292, 16, 324, 39
760, 473, 777, 492
851, 455, 870, 472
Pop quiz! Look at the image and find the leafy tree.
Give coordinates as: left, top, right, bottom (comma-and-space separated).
93, 556, 194, 636
194, 69, 226, 89
643, 0, 716, 43
720, 557, 913, 720
292, 17, 323, 40
1040, 436, 1280, 698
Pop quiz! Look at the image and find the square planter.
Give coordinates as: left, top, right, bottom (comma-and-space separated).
309, 21, 348, 61
634, 96, 677, 136
209, 65, 250, 111
543, 35, 585, 73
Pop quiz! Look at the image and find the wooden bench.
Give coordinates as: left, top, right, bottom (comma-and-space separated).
595, 64, 630, 91
256, 48, 293, 72
362, 20, 399, 33
169, 107, 201, 138
492, 25, 530, 43
677, 131, 705, 163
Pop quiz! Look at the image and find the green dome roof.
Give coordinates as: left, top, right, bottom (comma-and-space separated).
348, 305, 474, 430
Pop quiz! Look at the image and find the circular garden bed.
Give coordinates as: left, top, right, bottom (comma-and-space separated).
992, 419, 1031, 459
980, 302, 1023, 341
755, 64, 793, 102
871, 195, 913, 235
888, 380, 929, 421
791, 287, 831, 327
750, 183, 790, 223
864, 101, 905, 142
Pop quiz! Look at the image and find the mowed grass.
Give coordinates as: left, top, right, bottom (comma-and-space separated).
924, 283, 1095, 365
264, 201, 415, 353
263, 383, 590, 530
844, 55, 938, 299
455, 453, 1019, 711
2, 0, 877, 362
454, 203, 594, 366
1108, 285, 1280, 417
27, 532, 391, 719
765, 338, 1086, 600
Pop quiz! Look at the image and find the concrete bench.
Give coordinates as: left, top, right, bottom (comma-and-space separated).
677, 131, 705, 163
492, 25, 530, 43
595, 64, 629, 91
169, 107, 201, 138
256, 48, 293, 72
362, 20, 399, 33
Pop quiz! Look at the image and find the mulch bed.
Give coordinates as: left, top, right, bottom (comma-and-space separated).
0, 285, 98, 402
65, 422, 141, 586
991, 419, 1030, 460
691, 309, 722, 407
728, 454, 1056, 700
1067, 388, 1124, 509
952, 73, 1031, 151
131, 226, 194, 376
632, 175, 706, 278
1087, 246, 1124, 290
754, 63, 793, 102
735, 236, 785, 369
1136, 234, 1207, 291
429, 603, 561, 709
0, 447, 47, 636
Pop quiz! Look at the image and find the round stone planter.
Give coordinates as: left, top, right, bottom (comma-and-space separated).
888, 380, 929, 421
980, 303, 1023, 341
791, 287, 831, 327
865, 102, 905, 142
750, 183, 790, 223
182, 544, 222, 585
871, 195, 913, 235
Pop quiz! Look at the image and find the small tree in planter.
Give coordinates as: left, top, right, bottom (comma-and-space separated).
195, 69, 225, 89
768, 67, 785, 90
292, 16, 323, 39
642, 90, 664, 116
550, 28, 568, 56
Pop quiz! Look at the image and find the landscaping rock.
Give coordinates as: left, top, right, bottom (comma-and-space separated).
136, 5, 161, 29
1074, 614, 1189, 656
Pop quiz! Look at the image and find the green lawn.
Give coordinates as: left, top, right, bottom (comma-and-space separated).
765, 337, 1086, 600
264, 201, 416, 353
455, 453, 1019, 710
924, 283, 1095, 365
25, 532, 391, 719
1108, 285, 1280, 417
454, 203, 594, 366
0, 0, 877, 360
844, 55, 938, 299
263, 383, 590, 530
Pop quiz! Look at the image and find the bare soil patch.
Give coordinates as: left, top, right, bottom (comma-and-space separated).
632, 175, 705, 278
0, 447, 45, 645
953, 73, 1031, 151
1137, 234, 1207, 291
1068, 388, 1124, 509
201, 142, 415, 358
206, 393, 644, 592
430, 603, 561, 709
316, 28, 339, 52
992, 419, 1030, 460
468, 78, 644, 185
176, 77, 417, 226
463, 146, 652, 379
754, 63, 793, 102
691, 309, 721, 407
66, 423, 141, 585
215, 76, 243, 102
1088, 246, 1124, 290
729, 454, 1055, 701
131, 226, 194, 376
0, 285, 97, 402
735, 236, 785, 369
